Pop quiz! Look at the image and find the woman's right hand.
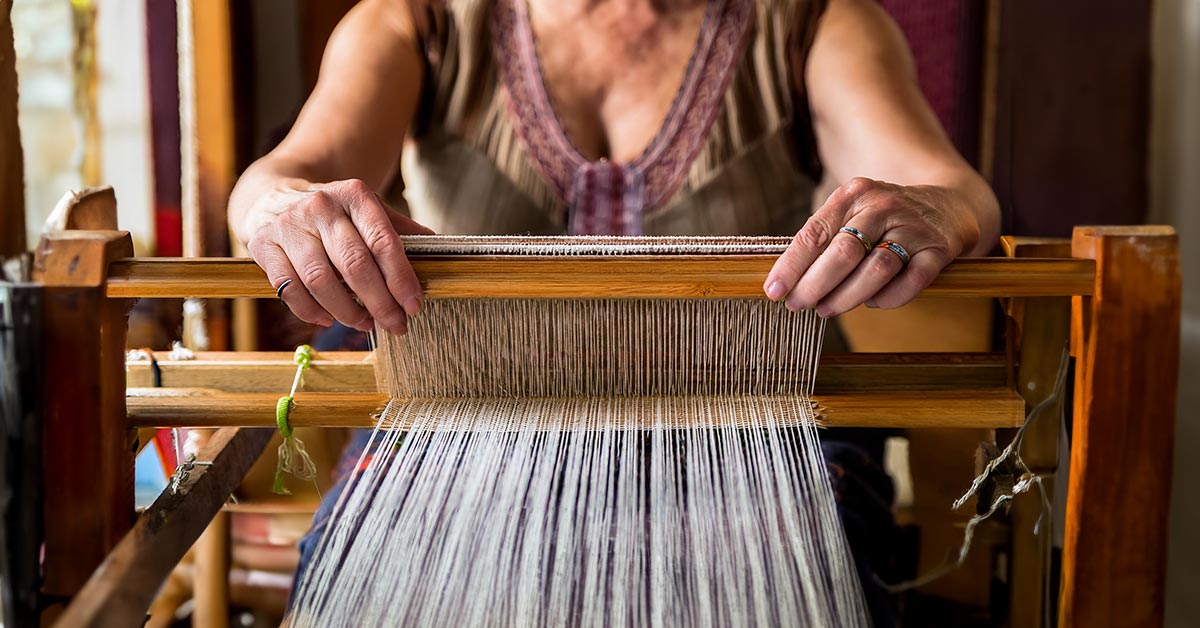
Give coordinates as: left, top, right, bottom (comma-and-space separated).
244, 178, 434, 336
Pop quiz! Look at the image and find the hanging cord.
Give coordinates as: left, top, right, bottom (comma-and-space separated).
880, 345, 1070, 594
129, 348, 196, 491
274, 345, 319, 495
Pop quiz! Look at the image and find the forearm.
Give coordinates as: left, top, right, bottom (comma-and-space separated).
230, 0, 420, 248
804, 0, 1000, 257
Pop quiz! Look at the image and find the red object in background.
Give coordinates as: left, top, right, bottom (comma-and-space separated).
153, 429, 179, 474
145, 0, 182, 256
879, 0, 985, 165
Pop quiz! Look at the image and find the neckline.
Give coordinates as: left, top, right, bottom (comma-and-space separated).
512, 0, 723, 170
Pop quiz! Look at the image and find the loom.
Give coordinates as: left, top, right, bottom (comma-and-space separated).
11, 188, 1181, 626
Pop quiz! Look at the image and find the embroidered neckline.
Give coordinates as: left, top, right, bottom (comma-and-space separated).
493, 0, 753, 213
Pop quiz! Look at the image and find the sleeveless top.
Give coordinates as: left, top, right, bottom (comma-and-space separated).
394, 0, 828, 238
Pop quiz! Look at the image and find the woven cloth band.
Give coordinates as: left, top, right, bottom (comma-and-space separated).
399, 235, 793, 256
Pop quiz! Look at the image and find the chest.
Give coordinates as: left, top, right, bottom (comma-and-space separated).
526, 0, 710, 163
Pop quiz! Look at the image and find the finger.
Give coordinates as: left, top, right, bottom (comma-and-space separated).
814, 245, 905, 317
764, 210, 850, 303
318, 215, 410, 335
285, 230, 373, 332
255, 241, 333, 327
333, 182, 428, 318
783, 215, 884, 312
866, 249, 949, 309
763, 178, 874, 302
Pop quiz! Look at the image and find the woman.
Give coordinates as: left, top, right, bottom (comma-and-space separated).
229, 0, 999, 622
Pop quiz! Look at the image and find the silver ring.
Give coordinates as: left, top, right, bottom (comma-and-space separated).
838, 226, 873, 252
875, 240, 911, 267
275, 278, 293, 300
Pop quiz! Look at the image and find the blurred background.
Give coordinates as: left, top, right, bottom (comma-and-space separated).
2, 0, 1196, 626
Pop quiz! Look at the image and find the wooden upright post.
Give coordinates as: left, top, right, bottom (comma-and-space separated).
1, 0, 26, 257
31, 189, 135, 615
1062, 226, 1180, 627
1001, 237, 1073, 628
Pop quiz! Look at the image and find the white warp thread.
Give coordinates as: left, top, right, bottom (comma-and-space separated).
288, 299, 870, 627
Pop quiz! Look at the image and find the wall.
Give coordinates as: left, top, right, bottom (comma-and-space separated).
12, 0, 154, 254
1151, 1, 1200, 626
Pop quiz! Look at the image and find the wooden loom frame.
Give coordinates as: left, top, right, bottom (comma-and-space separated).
27, 195, 1180, 628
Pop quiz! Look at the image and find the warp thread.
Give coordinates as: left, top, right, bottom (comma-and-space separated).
881, 346, 1069, 594
274, 344, 318, 495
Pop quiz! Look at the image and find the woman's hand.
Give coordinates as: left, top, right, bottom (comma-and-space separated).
763, 177, 984, 317
244, 178, 433, 335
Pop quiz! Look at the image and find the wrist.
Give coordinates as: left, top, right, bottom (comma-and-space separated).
232, 176, 313, 246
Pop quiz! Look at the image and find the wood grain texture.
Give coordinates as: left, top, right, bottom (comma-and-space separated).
51, 427, 272, 628
1061, 226, 1180, 628
34, 231, 136, 599
126, 351, 378, 392
125, 351, 1007, 394
105, 256, 1098, 299
1003, 237, 1072, 628
33, 192, 139, 602
124, 388, 1025, 430
193, 511, 230, 628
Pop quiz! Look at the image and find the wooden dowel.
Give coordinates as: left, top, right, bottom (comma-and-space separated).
126, 351, 1009, 394
52, 427, 272, 628
106, 256, 1097, 299
125, 388, 1025, 429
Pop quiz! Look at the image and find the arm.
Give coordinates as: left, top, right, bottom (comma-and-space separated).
763, 0, 1000, 316
228, 0, 431, 335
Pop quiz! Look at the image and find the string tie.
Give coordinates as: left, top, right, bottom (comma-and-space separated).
274, 344, 318, 494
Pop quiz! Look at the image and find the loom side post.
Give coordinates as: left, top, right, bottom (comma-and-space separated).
31, 189, 135, 621
1000, 236, 1073, 628
1061, 226, 1181, 628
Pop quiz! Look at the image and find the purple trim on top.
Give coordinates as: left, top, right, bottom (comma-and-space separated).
493, 0, 754, 235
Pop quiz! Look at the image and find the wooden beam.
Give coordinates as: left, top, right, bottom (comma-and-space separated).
105, 256, 1098, 300
0, 0, 24, 257
33, 223, 135, 601
125, 351, 1008, 394
1003, 236, 1072, 628
1060, 226, 1180, 627
51, 427, 273, 628
127, 351, 378, 392
125, 388, 1025, 430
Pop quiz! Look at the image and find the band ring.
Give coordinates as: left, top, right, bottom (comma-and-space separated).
876, 240, 911, 267
275, 278, 293, 300
838, 226, 873, 252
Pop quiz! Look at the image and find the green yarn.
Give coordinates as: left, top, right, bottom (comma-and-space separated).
276, 396, 294, 439
294, 344, 313, 369
273, 344, 318, 495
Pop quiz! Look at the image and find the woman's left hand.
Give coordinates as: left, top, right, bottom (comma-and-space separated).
762, 177, 984, 317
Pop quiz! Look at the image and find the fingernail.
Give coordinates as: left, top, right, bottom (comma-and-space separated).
816, 305, 832, 318
865, 299, 878, 309
402, 296, 422, 318
766, 281, 787, 301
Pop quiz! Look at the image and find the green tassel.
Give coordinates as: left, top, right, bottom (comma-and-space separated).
273, 345, 318, 495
